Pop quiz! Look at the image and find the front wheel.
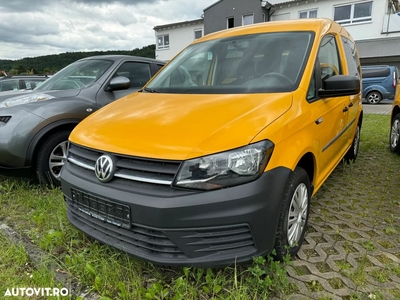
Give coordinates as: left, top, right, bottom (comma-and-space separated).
366, 91, 382, 104
274, 167, 311, 260
390, 113, 400, 154
36, 131, 70, 186
344, 123, 361, 162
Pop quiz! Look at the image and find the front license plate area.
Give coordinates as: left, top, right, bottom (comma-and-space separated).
71, 188, 130, 229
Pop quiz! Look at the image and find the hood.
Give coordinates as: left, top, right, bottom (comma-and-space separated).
70, 92, 292, 160
0, 89, 81, 107
0, 89, 33, 102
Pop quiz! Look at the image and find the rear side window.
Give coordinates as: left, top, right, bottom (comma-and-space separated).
361, 67, 390, 78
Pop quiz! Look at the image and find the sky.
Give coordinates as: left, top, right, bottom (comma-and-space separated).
0, 0, 220, 61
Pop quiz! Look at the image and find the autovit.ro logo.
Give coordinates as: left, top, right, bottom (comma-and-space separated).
4, 287, 69, 297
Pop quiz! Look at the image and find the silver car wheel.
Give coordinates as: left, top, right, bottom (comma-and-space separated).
49, 141, 68, 180
287, 183, 309, 247
366, 91, 382, 104
391, 118, 400, 149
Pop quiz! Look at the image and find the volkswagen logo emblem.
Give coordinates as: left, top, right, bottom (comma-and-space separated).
95, 155, 115, 183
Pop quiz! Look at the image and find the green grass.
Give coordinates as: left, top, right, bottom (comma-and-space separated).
1, 114, 399, 299
0, 179, 295, 299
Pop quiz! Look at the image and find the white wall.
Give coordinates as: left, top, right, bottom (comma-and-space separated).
155, 23, 204, 61
271, 0, 400, 41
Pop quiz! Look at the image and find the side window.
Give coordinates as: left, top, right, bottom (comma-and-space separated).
318, 35, 342, 81
341, 36, 360, 77
0, 79, 18, 91
307, 35, 342, 100
25, 80, 44, 90
115, 62, 152, 88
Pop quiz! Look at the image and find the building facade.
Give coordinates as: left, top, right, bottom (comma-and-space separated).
270, 0, 400, 68
203, 0, 272, 34
154, 19, 204, 61
154, 0, 400, 67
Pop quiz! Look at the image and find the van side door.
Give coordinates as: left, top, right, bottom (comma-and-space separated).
340, 36, 362, 145
308, 35, 349, 182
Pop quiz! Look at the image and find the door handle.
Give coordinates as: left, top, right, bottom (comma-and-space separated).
349, 102, 354, 107
343, 107, 349, 112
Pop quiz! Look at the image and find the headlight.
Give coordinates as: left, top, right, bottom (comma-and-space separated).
174, 140, 274, 190
0, 94, 54, 108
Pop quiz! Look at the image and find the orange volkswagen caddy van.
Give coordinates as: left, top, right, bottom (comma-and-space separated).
61, 18, 363, 267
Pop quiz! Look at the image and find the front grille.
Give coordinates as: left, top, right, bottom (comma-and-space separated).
66, 193, 256, 262
0, 116, 11, 124
67, 143, 194, 197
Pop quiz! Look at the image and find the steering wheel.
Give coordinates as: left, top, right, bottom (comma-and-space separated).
261, 72, 293, 86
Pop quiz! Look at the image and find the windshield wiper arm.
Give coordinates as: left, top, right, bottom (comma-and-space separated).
141, 87, 159, 93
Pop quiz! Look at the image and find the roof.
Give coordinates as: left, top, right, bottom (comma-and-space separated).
203, 0, 274, 11
153, 19, 203, 31
0, 75, 49, 80
272, 0, 304, 6
356, 37, 400, 58
195, 18, 341, 43
203, 0, 222, 11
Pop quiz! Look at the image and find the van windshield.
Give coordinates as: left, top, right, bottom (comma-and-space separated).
147, 31, 314, 94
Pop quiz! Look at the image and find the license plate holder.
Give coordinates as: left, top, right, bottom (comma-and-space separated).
71, 188, 130, 229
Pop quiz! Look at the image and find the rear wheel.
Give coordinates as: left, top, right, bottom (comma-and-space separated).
366, 91, 382, 104
36, 131, 70, 186
274, 167, 310, 260
390, 113, 400, 154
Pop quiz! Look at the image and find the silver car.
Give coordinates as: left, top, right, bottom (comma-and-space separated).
0, 55, 165, 185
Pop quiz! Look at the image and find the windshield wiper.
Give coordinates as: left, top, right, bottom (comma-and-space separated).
141, 87, 159, 93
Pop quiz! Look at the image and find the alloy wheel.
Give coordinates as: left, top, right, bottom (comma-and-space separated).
287, 183, 309, 246
49, 141, 68, 180
391, 119, 400, 149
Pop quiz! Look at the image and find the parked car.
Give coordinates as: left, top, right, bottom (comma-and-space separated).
0, 75, 49, 92
60, 19, 362, 267
0, 55, 165, 185
361, 65, 398, 104
389, 86, 400, 154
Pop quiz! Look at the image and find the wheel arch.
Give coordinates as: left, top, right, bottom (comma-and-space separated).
25, 119, 80, 168
296, 152, 315, 194
391, 105, 400, 124
365, 89, 383, 97
357, 110, 363, 128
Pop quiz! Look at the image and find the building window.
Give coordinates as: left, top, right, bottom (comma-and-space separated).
242, 13, 254, 25
334, 1, 372, 25
299, 9, 317, 19
194, 29, 202, 39
157, 34, 169, 49
227, 17, 234, 29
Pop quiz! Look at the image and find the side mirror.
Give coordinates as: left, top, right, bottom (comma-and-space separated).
107, 76, 130, 92
318, 75, 360, 98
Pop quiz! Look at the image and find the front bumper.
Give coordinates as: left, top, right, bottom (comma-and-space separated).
61, 165, 291, 267
0, 106, 45, 174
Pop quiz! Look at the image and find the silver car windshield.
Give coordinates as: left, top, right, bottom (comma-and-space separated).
35, 59, 113, 91
147, 31, 314, 94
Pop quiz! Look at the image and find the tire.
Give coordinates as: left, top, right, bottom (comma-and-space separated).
274, 167, 311, 260
36, 131, 70, 186
390, 113, 400, 154
344, 123, 361, 162
366, 91, 382, 104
